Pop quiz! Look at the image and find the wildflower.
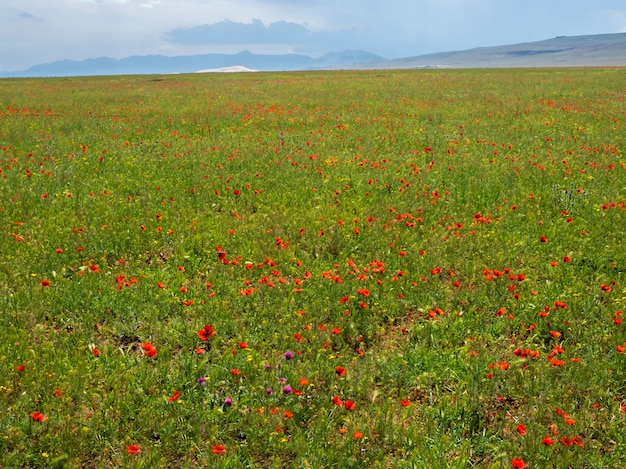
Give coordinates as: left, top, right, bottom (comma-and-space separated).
167, 390, 180, 402
30, 411, 46, 422
511, 458, 526, 469
344, 400, 356, 411
335, 366, 346, 377
284, 351, 294, 360
353, 431, 363, 440
126, 445, 141, 455
284, 410, 293, 418
542, 435, 555, 445
197, 377, 206, 386
517, 424, 527, 436
332, 395, 343, 406
212, 445, 226, 455
224, 397, 232, 406
539, 236, 548, 243
141, 342, 157, 357
282, 385, 292, 394
198, 325, 215, 340
40, 279, 51, 287
400, 399, 411, 407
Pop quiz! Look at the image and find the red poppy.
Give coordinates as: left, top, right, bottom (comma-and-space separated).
167, 390, 180, 402
511, 458, 526, 469
212, 445, 226, 455
141, 342, 157, 357
542, 435, 555, 446
198, 325, 215, 340
516, 424, 527, 436
335, 366, 346, 377
30, 411, 46, 422
400, 399, 411, 407
344, 400, 356, 411
353, 431, 363, 440
126, 445, 141, 455
332, 395, 343, 406
40, 279, 51, 287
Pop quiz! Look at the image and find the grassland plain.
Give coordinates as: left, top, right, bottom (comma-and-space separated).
0, 68, 625, 468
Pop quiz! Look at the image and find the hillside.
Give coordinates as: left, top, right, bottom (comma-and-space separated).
366, 33, 626, 69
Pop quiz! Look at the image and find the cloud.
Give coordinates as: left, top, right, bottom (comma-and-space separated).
165, 19, 317, 45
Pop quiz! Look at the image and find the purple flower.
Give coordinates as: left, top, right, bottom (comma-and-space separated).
197, 376, 206, 386
265, 364, 271, 371
266, 387, 273, 394
282, 384, 292, 394
224, 397, 232, 406
284, 351, 294, 360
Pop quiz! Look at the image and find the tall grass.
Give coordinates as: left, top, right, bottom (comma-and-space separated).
0, 68, 624, 468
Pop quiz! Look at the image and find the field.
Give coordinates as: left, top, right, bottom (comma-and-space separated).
0, 68, 625, 468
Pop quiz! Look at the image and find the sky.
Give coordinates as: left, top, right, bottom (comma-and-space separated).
2, 0, 626, 71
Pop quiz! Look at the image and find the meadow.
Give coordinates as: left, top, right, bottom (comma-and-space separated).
0, 68, 624, 468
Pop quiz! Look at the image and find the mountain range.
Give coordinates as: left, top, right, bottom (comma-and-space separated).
2, 32, 625, 78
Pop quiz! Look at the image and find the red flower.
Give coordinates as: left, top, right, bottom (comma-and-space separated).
335, 366, 346, 377
212, 445, 226, 455
126, 444, 141, 455
40, 279, 51, 287
167, 390, 180, 402
511, 458, 526, 469
344, 400, 356, 411
332, 395, 343, 406
198, 325, 215, 340
400, 399, 411, 407
141, 342, 157, 357
430, 267, 442, 275
539, 236, 548, 243
30, 411, 46, 422
516, 424, 527, 436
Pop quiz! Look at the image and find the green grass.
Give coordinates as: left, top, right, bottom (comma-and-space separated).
1, 68, 625, 468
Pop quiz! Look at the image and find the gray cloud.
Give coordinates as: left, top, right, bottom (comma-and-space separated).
164, 19, 347, 47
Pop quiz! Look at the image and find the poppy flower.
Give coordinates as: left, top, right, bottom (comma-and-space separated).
344, 400, 356, 411
353, 431, 363, 440
198, 325, 215, 340
212, 445, 226, 455
141, 342, 157, 357
332, 395, 343, 406
126, 445, 141, 455
542, 435, 555, 446
335, 366, 346, 377
40, 279, 51, 287
400, 399, 411, 407
511, 458, 526, 469
516, 424, 527, 436
30, 411, 46, 422
167, 390, 180, 402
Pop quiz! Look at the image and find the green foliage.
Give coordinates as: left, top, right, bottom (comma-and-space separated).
0, 68, 625, 467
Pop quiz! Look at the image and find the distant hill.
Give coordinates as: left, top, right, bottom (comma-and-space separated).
2, 33, 625, 77
362, 33, 626, 69
0, 50, 385, 78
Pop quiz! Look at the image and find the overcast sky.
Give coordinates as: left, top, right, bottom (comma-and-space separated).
2, 0, 626, 71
